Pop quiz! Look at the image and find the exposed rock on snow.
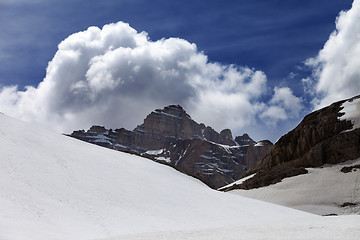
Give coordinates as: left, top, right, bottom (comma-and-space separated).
341, 164, 360, 173
70, 105, 272, 189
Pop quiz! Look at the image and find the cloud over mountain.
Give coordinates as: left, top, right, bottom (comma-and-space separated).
306, 0, 360, 109
0, 21, 301, 139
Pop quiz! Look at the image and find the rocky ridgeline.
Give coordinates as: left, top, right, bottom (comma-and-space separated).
70, 105, 272, 189
223, 95, 360, 191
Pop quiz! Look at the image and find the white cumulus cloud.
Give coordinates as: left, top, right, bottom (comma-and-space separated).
0, 21, 302, 140
260, 87, 303, 125
306, 0, 360, 108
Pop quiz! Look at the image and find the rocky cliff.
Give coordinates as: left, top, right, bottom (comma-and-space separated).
70, 105, 272, 189
142, 138, 272, 189
223, 95, 360, 191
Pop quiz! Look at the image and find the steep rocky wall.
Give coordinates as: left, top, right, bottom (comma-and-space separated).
224, 95, 360, 191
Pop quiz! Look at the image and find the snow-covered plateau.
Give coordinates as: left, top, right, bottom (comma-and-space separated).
1, 113, 360, 240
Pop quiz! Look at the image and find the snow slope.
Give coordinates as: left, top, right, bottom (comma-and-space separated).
231, 159, 360, 216
98, 215, 360, 240
339, 97, 360, 130
218, 173, 256, 191
1, 113, 360, 240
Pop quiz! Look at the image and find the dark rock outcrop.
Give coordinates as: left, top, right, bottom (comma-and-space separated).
235, 133, 256, 145
224, 95, 360, 191
70, 105, 272, 189
341, 164, 360, 173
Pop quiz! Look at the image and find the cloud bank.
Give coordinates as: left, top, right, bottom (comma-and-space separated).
306, 0, 360, 108
0, 21, 302, 140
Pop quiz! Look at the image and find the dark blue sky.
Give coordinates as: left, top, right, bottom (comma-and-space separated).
0, 0, 352, 91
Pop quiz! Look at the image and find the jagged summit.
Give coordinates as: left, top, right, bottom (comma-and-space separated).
235, 133, 256, 145
153, 104, 191, 119
132, 104, 237, 148
70, 105, 272, 188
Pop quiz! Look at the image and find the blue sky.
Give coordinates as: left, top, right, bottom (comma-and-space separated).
0, 0, 359, 142
0, 0, 352, 89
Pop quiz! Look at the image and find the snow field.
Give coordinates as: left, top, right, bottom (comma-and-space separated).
231, 158, 360, 215
1, 113, 360, 240
99, 215, 360, 240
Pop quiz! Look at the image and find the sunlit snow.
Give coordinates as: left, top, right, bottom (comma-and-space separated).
339, 97, 360, 130
1, 113, 359, 240
232, 159, 360, 216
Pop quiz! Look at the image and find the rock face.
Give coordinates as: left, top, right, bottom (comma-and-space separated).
245, 140, 273, 168
143, 137, 272, 189
70, 105, 272, 189
224, 95, 360, 191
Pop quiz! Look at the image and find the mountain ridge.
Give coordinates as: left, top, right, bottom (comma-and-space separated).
222, 94, 360, 195
70, 105, 272, 188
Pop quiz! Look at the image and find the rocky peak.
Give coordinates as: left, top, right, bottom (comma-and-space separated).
219, 129, 235, 145
132, 105, 238, 148
89, 125, 107, 134
134, 105, 199, 143
155, 105, 191, 119
235, 133, 256, 146
69, 104, 272, 189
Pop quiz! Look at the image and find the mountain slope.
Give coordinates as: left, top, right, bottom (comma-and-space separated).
225, 95, 360, 190
0, 113, 311, 240
225, 158, 360, 215
1, 113, 360, 239
70, 105, 272, 189
221, 95, 360, 216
